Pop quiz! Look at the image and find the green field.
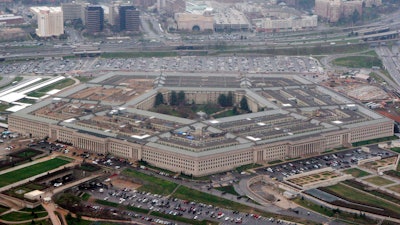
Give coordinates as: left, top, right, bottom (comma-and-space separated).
0, 157, 70, 188
332, 56, 382, 68
343, 168, 370, 178
121, 168, 178, 195
0, 205, 9, 214
81, 193, 91, 201
95, 199, 150, 214
293, 197, 377, 225
0, 211, 48, 221
324, 183, 400, 215
364, 176, 395, 186
215, 185, 240, 196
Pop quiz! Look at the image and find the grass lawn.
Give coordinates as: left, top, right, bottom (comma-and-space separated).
17, 219, 52, 225
121, 168, 178, 195
332, 56, 382, 68
352, 136, 398, 147
66, 218, 92, 225
391, 147, 400, 153
17, 98, 37, 104
388, 184, 400, 193
0, 211, 48, 221
363, 176, 395, 186
343, 168, 370, 178
325, 183, 400, 215
268, 160, 283, 165
95, 199, 150, 214
81, 193, 91, 201
14, 149, 42, 159
215, 185, 240, 196
235, 163, 262, 172
0, 157, 70, 188
0, 205, 9, 214
0, 103, 10, 112
172, 185, 244, 210
75, 76, 93, 83
95, 199, 119, 207
213, 109, 238, 118
20, 205, 45, 212
28, 78, 75, 97
293, 197, 377, 225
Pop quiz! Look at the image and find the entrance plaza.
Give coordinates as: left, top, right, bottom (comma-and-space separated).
8, 72, 393, 176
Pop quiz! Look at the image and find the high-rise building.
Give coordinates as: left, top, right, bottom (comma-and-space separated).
61, 2, 85, 22
30, 6, 64, 37
315, 0, 362, 23
85, 5, 104, 33
119, 5, 140, 32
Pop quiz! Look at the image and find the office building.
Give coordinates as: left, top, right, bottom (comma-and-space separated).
119, 5, 140, 32
9, 72, 394, 177
30, 6, 64, 37
84, 5, 104, 33
61, 2, 84, 22
315, 0, 363, 23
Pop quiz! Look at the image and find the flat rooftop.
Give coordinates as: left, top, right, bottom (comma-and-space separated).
13, 72, 390, 155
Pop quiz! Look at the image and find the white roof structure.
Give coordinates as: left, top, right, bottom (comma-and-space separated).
24, 190, 44, 201
0, 92, 26, 103
6, 104, 31, 112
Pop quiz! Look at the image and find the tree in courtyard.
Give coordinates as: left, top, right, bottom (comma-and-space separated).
227, 92, 233, 107
240, 97, 249, 112
351, 10, 360, 24
177, 91, 185, 105
154, 92, 164, 107
218, 94, 227, 107
232, 106, 238, 115
170, 91, 178, 106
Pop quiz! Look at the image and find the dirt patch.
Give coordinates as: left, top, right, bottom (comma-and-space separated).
110, 177, 141, 190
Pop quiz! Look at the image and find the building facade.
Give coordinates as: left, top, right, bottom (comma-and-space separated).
315, 0, 363, 23
61, 2, 84, 21
8, 72, 394, 177
175, 13, 214, 31
31, 6, 64, 37
119, 5, 140, 32
84, 5, 104, 33
253, 15, 317, 32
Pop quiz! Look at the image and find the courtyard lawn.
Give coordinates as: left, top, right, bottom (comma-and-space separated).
121, 168, 178, 195
343, 168, 370, 178
364, 176, 395, 186
0, 157, 70, 188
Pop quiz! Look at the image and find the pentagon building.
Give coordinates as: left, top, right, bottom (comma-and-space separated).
9, 72, 393, 176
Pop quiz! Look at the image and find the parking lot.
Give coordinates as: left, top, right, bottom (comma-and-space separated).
259, 145, 397, 181
82, 181, 299, 225
0, 56, 321, 75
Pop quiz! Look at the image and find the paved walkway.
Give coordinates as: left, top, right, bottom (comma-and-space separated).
42, 202, 62, 225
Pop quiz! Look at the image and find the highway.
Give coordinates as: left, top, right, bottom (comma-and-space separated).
376, 46, 400, 90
